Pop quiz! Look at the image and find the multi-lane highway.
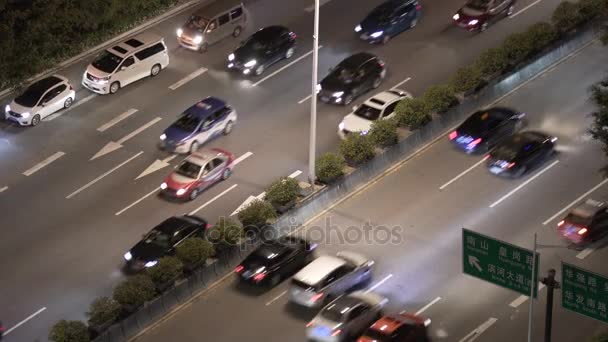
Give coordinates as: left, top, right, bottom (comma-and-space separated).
0, 0, 576, 340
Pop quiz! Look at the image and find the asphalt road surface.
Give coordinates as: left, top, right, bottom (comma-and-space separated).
0, 0, 575, 340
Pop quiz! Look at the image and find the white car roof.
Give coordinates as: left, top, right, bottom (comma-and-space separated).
361, 89, 410, 110
293, 255, 347, 286
108, 32, 164, 57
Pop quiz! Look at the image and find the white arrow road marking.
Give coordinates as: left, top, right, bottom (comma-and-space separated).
4, 307, 47, 335
97, 108, 138, 132
45, 94, 97, 121
0, 186, 7, 193
468, 255, 483, 272
116, 186, 161, 216
365, 274, 393, 293
189, 184, 239, 215
169, 67, 208, 90
22, 151, 65, 176
458, 317, 498, 342
67, 151, 143, 199
91, 117, 162, 160
231, 169, 302, 216
135, 154, 178, 180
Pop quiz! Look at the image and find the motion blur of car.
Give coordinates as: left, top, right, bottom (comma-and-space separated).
234, 236, 317, 287
449, 107, 525, 153
160, 148, 234, 200
318, 52, 386, 106
557, 199, 608, 245
5, 75, 75, 126
227, 26, 297, 76
486, 131, 556, 178
160, 97, 237, 154
288, 251, 374, 308
452, 0, 515, 32
358, 313, 431, 342
306, 291, 387, 342
124, 215, 210, 271
355, 0, 422, 44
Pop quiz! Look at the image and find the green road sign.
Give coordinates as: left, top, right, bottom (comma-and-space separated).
462, 228, 539, 297
562, 262, 608, 323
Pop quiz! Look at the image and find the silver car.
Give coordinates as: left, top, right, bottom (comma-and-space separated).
306, 291, 388, 342
288, 251, 374, 308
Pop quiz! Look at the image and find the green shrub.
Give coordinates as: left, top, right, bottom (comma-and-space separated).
525, 22, 558, 54
265, 177, 300, 206
474, 47, 509, 77
395, 98, 431, 129
502, 32, 535, 65
591, 80, 608, 108
49, 320, 90, 342
450, 65, 483, 94
369, 119, 398, 147
552, 1, 583, 32
86, 297, 121, 326
423, 84, 458, 114
176, 237, 215, 266
316, 152, 346, 183
113, 274, 156, 307
339, 133, 375, 165
237, 199, 277, 230
147, 256, 183, 286
210, 217, 244, 245
577, 0, 608, 21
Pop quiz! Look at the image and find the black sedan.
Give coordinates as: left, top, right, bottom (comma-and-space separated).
449, 107, 525, 154
318, 52, 386, 105
227, 25, 297, 76
355, 0, 422, 44
486, 131, 557, 178
235, 236, 317, 287
124, 215, 209, 271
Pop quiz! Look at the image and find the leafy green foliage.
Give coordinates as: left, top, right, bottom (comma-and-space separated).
49, 320, 90, 342
552, 1, 583, 32
113, 274, 156, 307
265, 177, 300, 206
589, 80, 608, 157
395, 98, 431, 129
475, 47, 510, 77
577, 0, 608, 20
369, 119, 398, 147
147, 256, 183, 286
237, 199, 277, 230
339, 133, 375, 165
423, 84, 458, 114
450, 65, 483, 94
176, 238, 215, 266
210, 217, 244, 245
316, 152, 346, 184
502, 32, 536, 65
86, 297, 121, 326
525, 22, 558, 54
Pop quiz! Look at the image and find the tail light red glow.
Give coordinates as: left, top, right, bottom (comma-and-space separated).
332, 329, 342, 337
311, 293, 324, 302
235, 265, 244, 273
469, 138, 482, 147
206, 223, 213, 229
507, 162, 516, 169
578, 228, 588, 235
290, 32, 297, 39
557, 220, 565, 227
449, 131, 458, 140
306, 321, 314, 328
416, 5, 422, 10
253, 273, 266, 282
378, 60, 385, 67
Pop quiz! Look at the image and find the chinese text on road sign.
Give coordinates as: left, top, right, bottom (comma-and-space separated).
562, 262, 608, 323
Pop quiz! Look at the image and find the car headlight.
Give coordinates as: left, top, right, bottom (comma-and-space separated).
193, 35, 203, 44
144, 260, 158, 268
355, 24, 362, 32
244, 60, 257, 68
177, 28, 183, 37
360, 130, 369, 135
21, 112, 30, 118
469, 19, 478, 25
339, 122, 345, 131
453, 13, 460, 20
5, 104, 10, 113
332, 91, 344, 98
315, 84, 321, 93
228, 53, 235, 61
370, 31, 383, 38
95, 76, 110, 84
176, 188, 186, 196
160, 182, 167, 190
124, 252, 132, 261
160, 133, 166, 140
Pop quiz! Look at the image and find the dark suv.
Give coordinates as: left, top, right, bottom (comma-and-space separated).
355, 0, 422, 44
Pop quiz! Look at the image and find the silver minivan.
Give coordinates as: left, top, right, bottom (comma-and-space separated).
176, 1, 247, 52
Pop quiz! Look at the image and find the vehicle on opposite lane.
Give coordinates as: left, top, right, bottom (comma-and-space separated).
449, 107, 525, 154
452, 0, 515, 32
160, 148, 235, 201
355, 0, 422, 44
486, 131, 557, 178
227, 25, 297, 76
235, 236, 317, 287
159, 96, 237, 154
358, 313, 431, 342
558, 199, 608, 245
288, 251, 374, 308
4, 75, 75, 126
124, 215, 210, 272
339, 89, 411, 139
318, 52, 387, 106
306, 291, 387, 342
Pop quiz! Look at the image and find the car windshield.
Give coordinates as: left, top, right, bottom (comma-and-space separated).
187, 15, 208, 29
92, 51, 123, 73
459, 111, 504, 136
174, 113, 201, 132
362, 329, 391, 341
176, 161, 202, 179
321, 304, 347, 322
143, 229, 171, 249
244, 34, 272, 50
334, 66, 355, 83
354, 104, 382, 120
14, 84, 45, 107
467, 0, 491, 10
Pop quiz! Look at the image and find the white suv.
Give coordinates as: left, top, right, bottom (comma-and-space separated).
82, 32, 169, 94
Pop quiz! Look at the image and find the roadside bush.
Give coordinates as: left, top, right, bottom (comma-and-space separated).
395, 98, 431, 130
577, 0, 608, 21
112, 274, 156, 308
423, 84, 458, 114
474, 47, 509, 77
339, 133, 375, 165
265, 177, 300, 206
501, 32, 535, 65
552, 1, 583, 33
176, 237, 215, 266
86, 297, 121, 327
526, 22, 558, 54
147, 256, 183, 286
316, 152, 346, 184
210, 217, 244, 245
449, 65, 483, 94
369, 119, 398, 148
49, 320, 90, 342
237, 199, 277, 231
590, 79, 608, 108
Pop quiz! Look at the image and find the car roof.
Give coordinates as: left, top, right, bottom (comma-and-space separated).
375, 0, 414, 12
572, 199, 606, 218
324, 295, 363, 314
27, 76, 64, 93
341, 52, 377, 69
184, 149, 225, 165
109, 32, 163, 57
153, 216, 197, 235
363, 90, 404, 109
184, 97, 226, 118
510, 131, 550, 144
293, 255, 346, 285
253, 25, 288, 39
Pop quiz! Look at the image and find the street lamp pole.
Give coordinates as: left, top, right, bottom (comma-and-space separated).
308, 0, 320, 187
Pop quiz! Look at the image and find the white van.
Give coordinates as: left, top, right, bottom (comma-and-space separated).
82, 32, 169, 94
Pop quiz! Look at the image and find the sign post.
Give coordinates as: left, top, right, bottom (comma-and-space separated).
561, 262, 608, 323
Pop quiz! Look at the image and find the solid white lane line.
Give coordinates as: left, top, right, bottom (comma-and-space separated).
97, 108, 138, 132
458, 317, 498, 342
305, 0, 333, 12
252, 46, 323, 87
508, 283, 546, 308
365, 274, 393, 293
413, 297, 442, 316
298, 94, 313, 104
0, 186, 7, 193
118, 117, 162, 144
45, 94, 97, 121
288, 170, 303, 178
439, 156, 488, 190
4, 307, 47, 335
577, 247, 595, 259
233, 151, 253, 166
169, 67, 208, 90
189, 184, 239, 215
22, 151, 65, 176
67, 151, 143, 199
391, 77, 412, 90
489, 160, 560, 208
509, 0, 543, 18
265, 290, 287, 306
115, 187, 160, 216
542, 178, 608, 225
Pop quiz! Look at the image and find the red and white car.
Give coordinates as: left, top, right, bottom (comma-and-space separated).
160, 148, 234, 200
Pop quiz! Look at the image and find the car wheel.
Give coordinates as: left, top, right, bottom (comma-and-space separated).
151, 64, 161, 77
109, 81, 120, 94
223, 120, 234, 135
480, 22, 488, 32
285, 47, 295, 59
221, 168, 232, 180
199, 42, 208, 53
506, 5, 515, 16
233, 26, 242, 38
189, 188, 199, 200
189, 141, 199, 153
410, 18, 418, 29
382, 35, 390, 44
372, 77, 381, 89
343, 94, 354, 106
31, 114, 41, 126
255, 65, 265, 76
64, 97, 73, 108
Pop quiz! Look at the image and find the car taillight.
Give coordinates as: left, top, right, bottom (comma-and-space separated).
206, 223, 213, 229
253, 273, 266, 282
416, 4, 422, 10
507, 162, 516, 169
378, 60, 385, 68
235, 265, 244, 273
332, 329, 342, 337
578, 227, 588, 235
290, 32, 297, 39
311, 293, 324, 302
449, 131, 458, 140
557, 220, 565, 227
485, 154, 491, 159
306, 321, 314, 328
468, 138, 482, 148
